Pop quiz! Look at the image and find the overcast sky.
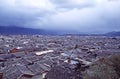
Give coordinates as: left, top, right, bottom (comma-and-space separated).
0, 0, 120, 33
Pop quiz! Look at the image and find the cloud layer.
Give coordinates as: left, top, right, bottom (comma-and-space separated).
0, 0, 120, 33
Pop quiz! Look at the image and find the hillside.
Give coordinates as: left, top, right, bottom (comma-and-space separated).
0, 26, 57, 35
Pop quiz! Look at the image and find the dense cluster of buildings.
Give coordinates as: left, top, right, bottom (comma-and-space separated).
0, 35, 120, 79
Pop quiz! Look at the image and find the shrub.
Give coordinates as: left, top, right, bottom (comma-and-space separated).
83, 54, 120, 79
109, 55, 120, 77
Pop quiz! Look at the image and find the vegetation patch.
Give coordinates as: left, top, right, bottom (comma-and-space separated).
82, 54, 120, 79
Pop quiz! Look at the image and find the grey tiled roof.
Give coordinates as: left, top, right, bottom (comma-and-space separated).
27, 63, 45, 75
2, 64, 34, 79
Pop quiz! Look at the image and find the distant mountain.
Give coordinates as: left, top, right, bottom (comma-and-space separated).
0, 26, 120, 36
63, 32, 120, 36
0, 26, 57, 35
105, 31, 120, 36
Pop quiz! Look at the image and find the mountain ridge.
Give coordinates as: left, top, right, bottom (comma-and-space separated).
0, 26, 120, 36
0, 26, 57, 35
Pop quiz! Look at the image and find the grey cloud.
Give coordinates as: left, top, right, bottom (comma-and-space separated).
40, 0, 120, 33
0, 0, 54, 27
50, 0, 94, 9
0, 0, 120, 33
0, 9, 41, 27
